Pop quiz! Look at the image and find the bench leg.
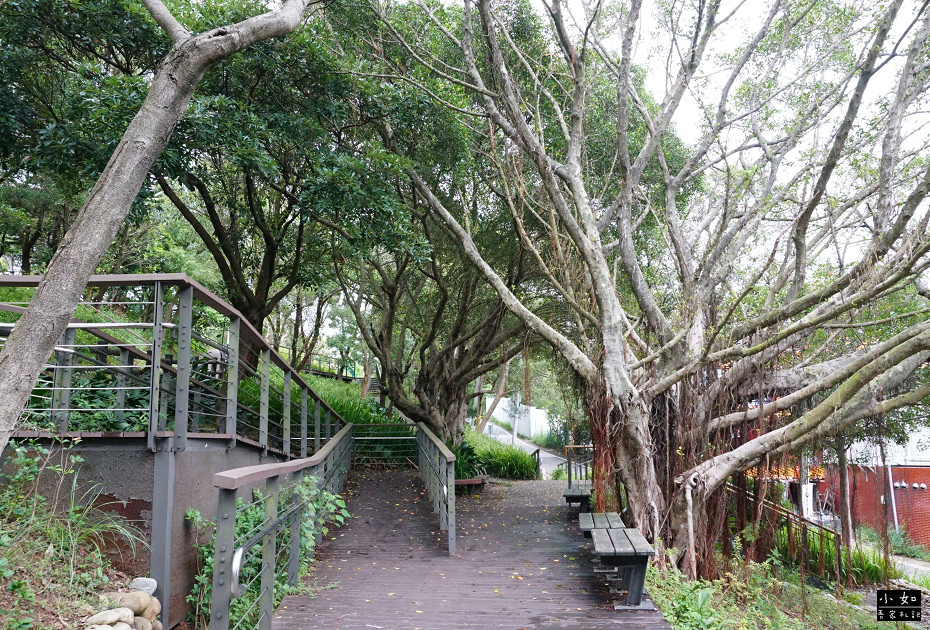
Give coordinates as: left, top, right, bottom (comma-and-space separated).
626, 557, 649, 606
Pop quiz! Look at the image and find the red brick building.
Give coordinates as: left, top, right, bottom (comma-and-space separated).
824, 464, 930, 547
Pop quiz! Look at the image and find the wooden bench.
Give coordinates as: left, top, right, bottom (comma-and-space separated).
563, 486, 592, 511
589, 526, 655, 606
455, 475, 489, 494
578, 511, 624, 536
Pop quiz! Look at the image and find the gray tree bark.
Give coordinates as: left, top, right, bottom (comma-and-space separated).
0, 0, 316, 456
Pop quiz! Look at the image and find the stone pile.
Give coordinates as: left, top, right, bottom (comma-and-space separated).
82, 577, 162, 630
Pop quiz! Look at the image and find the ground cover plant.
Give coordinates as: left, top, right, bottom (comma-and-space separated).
462, 429, 538, 480
0, 441, 145, 629
646, 553, 915, 630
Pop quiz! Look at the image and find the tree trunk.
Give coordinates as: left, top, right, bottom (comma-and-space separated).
360, 355, 372, 398
0, 0, 315, 456
837, 442, 853, 584
476, 358, 510, 434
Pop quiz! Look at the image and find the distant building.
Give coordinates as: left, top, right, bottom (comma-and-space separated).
485, 396, 550, 438
825, 429, 930, 546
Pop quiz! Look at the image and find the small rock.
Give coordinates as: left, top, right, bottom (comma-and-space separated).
151, 621, 162, 630
112, 624, 133, 630
86, 626, 115, 630
129, 578, 157, 596
141, 596, 161, 621
103, 591, 150, 615
85, 608, 134, 626
133, 617, 152, 630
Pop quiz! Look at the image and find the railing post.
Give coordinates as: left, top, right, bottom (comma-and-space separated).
260, 475, 279, 630
174, 285, 193, 452
325, 408, 331, 442
283, 371, 292, 457
52, 327, 76, 432
259, 349, 270, 457
288, 474, 302, 587
300, 388, 308, 458
447, 458, 456, 555
314, 398, 321, 453
225, 318, 240, 450
567, 448, 573, 489
147, 281, 164, 452
439, 458, 448, 530
209, 488, 237, 630
115, 348, 130, 425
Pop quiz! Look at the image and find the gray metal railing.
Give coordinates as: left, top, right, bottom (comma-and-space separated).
353, 422, 418, 467
564, 444, 593, 488
0, 274, 344, 456
416, 423, 456, 555
209, 423, 355, 630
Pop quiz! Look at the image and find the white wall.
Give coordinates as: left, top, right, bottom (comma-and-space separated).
849, 427, 930, 467
486, 396, 549, 437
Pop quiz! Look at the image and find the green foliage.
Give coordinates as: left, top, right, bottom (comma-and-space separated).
647, 553, 910, 630
857, 525, 930, 561
550, 466, 567, 481
462, 429, 537, 480
772, 522, 898, 586
186, 476, 349, 628
450, 440, 486, 479
0, 441, 146, 627
306, 377, 404, 425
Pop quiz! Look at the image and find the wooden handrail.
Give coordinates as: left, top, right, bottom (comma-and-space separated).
213, 423, 354, 490
416, 422, 455, 462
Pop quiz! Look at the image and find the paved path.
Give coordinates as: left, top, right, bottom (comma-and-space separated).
273, 470, 670, 629
485, 422, 566, 479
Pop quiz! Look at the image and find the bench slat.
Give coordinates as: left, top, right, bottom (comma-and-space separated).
591, 528, 616, 556
593, 513, 610, 529
607, 528, 636, 556
606, 513, 624, 528
579, 513, 595, 531
623, 527, 655, 556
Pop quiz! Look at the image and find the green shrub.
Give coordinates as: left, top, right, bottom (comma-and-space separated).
550, 466, 567, 480
451, 441, 486, 479
462, 429, 538, 480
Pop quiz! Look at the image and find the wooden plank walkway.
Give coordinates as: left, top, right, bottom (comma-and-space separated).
273, 470, 671, 629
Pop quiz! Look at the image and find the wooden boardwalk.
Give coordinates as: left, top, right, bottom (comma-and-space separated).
273, 470, 672, 630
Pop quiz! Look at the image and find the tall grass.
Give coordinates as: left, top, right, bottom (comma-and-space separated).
773, 519, 899, 585
306, 377, 403, 425
462, 429, 538, 480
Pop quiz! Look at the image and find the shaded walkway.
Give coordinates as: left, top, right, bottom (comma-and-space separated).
273, 470, 670, 629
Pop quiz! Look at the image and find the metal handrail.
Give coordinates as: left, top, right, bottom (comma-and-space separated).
415, 423, 456, 555
209, 424, 355, 630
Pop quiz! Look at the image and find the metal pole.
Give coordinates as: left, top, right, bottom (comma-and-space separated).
174, 285, 193, 452
283, 371, 292, 457
115, 348, 130, 425
259, 349, 270, 457
314, 398, 321, 453
147, 281, 164, 452
447, 458, 456, 555
52, 327, 76, 432
288, 477, 302, 586
259, 475, 279, 630
151, 436, 176, 628
300, 388, 308, 459
209, 487, 237, 630
225, 318, 240, 450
